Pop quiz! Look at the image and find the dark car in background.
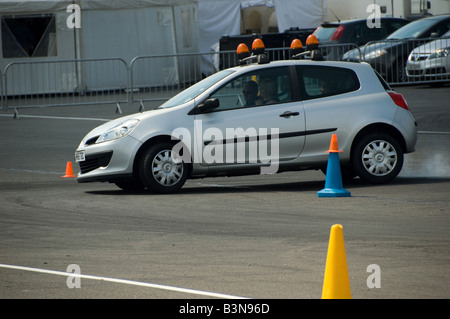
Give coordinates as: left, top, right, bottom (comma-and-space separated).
313, 18, 410, 60
342, 14, 450, 83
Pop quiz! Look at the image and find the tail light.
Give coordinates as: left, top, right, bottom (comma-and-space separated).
330, 25, 345, 41
388, 91, 409, 110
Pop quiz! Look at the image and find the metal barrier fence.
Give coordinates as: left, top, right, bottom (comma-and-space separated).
341, 36, 450, 85
2, 58, 129, 113
129, 48, 295, 109
0, 69, 3, 111
318, 43, 362, 62
1, 39, 448, 113
129, 52, 203, 107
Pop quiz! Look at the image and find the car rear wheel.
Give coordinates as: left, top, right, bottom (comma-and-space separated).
321, 164, 357, 181
352, 133, 403, 184
139, 142, 189, 193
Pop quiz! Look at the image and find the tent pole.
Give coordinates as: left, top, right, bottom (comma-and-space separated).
73, 0, 84, 93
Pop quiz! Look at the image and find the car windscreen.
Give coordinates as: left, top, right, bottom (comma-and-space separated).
159, 70, 235, 109
387, 18, 439, 39
313, 25, 339, 41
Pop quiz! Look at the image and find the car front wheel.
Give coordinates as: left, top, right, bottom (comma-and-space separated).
352, 133, 403, 184
139, 143, 189, 193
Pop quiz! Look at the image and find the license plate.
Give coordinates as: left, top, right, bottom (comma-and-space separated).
75, 151, 85, 162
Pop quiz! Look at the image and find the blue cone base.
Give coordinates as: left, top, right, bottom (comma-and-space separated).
317, 188, 351, 197
318, 152, 351, 198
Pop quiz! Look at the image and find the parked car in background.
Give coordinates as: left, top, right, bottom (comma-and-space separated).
406, 30, 450, 81
312, 18, 410, 60
342, 15, 450, 83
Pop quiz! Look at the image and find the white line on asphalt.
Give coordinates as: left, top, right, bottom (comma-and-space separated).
0, 114, 110, 122
418, 130, 450, 135
0, 168, 63, 175
0, 263, 248, 299
186, 181, 250, 188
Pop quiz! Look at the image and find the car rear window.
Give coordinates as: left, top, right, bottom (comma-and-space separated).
313, 25, 339, 42
296, 66, 360, 100
374, 70, 391, 91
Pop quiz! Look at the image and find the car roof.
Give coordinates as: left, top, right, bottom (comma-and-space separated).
322, 17, 409, 26
228, 59, 366, 72
418, 14, 450, 21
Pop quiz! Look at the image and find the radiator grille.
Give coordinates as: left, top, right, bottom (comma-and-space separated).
79, 151, 113, 174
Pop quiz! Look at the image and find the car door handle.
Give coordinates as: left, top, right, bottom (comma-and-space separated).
279, 111, 300, 118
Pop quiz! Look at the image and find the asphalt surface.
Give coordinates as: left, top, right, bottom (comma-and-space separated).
0, 83, 449, 303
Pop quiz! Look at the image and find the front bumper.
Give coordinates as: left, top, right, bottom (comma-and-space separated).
407, 59, 449, 79
75, 135, 142, 183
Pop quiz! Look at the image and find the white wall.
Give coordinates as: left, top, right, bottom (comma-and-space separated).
326, 0, 450, 21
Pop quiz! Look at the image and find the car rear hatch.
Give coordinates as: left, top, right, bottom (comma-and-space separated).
313, 23, 344, 43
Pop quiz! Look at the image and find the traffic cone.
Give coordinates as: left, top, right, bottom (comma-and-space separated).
322, 224, 351, 299
62, 161, 76, 178
317, 134, 351, 197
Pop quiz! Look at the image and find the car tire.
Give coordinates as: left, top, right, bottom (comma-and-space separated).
139, 142, 189, 194
321, 164, 357, 181
351, 133, 403, 184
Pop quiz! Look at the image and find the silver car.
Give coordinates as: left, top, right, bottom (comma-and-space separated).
75, 54, 417, 193
407, 30, 450, 81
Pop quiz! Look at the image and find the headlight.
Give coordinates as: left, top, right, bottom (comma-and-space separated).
365, 49, 387, 60
96, 119, 140, 143
429, 48, 449, 59
342, 51, 360, 61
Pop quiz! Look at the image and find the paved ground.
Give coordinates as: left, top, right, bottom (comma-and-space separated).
0, 84, 449, 303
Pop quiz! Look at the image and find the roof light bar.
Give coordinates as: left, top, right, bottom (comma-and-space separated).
291, 35, 324, 61
236, 38, 269, 65
290, 39, 305, 57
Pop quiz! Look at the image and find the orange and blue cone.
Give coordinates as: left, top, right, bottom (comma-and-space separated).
318, 134, 351, 197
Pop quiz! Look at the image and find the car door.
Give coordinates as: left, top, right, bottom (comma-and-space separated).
296, 65, 361, 159
193, 65, 305, 173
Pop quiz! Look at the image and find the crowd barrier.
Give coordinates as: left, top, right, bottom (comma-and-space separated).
341, 36, 450, 85
129, 52, 203, 107
1, 58, 129, 113
1, 38, 448, 113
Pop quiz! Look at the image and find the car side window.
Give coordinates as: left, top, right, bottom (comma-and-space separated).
297, 66, 360, 100
426, 20, 450, 38
388, 20, 409, 34
208, 66, 292, 112
360, 23, 388, 43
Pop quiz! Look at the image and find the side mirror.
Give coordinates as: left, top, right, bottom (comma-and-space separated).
430, 32, 439, 38
196, 98, 219, 113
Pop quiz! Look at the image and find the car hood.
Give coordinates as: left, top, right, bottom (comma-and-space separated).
80, 102, 193, 142
410, 38, 450, 54
343, 41, 401, 60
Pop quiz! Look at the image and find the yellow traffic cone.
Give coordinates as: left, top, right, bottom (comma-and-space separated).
322, 224, 351, 299
62, 161, 76, 178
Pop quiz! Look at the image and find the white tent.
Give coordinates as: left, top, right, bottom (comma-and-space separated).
198, 0, 327, 53
0, 0, 326, 94
0, 0, 199, 94
198, 0, 327, 75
